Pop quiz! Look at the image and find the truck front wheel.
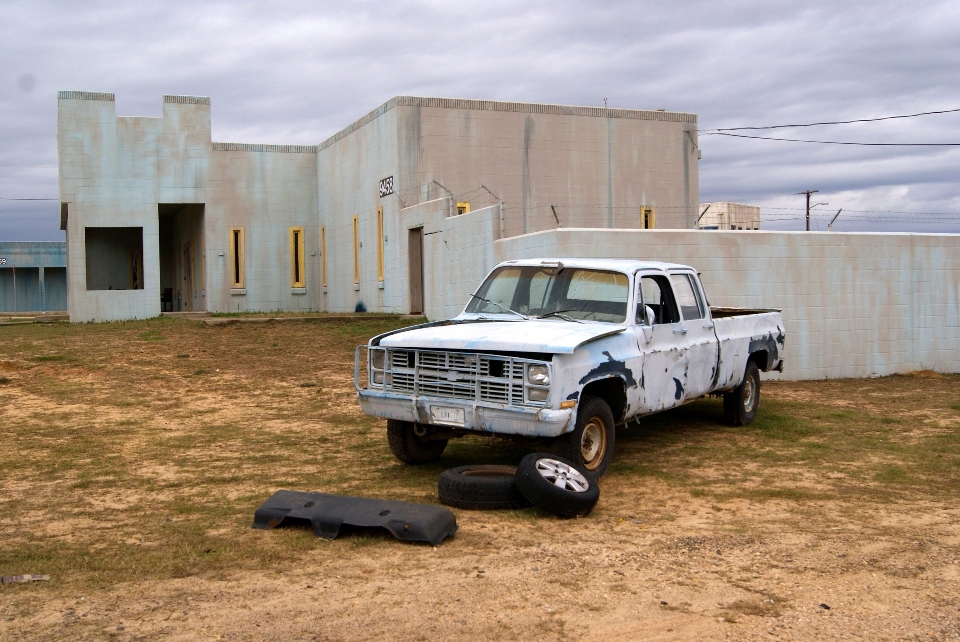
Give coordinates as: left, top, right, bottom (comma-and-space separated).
386, 420, 448, 464
724, 360, 761, 426
555, 396, 615, 479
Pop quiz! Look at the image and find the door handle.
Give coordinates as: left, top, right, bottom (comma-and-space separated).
703, 323, 715, 329
673, 328, 688, 335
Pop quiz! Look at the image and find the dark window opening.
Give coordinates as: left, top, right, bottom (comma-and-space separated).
85, 227, 143, 291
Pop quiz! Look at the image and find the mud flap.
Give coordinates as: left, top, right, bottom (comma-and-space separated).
252, 490, 459, 545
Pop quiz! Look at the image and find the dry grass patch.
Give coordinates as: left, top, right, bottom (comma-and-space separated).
0, 318, 958, 640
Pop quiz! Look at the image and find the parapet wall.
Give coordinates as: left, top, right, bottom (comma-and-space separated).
485, 228, 960, 380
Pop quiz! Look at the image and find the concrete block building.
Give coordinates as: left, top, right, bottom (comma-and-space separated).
57, 92, 699, 322
697, 202, 761, 230
0, 242, 67, 312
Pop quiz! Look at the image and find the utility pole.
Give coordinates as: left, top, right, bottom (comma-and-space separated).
796, 190, 818, 231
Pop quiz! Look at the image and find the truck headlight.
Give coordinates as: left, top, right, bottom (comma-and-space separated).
528, 364, 550, 386
371, 349, 385, 370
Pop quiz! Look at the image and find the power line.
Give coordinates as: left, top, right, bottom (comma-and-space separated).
707, 107, 960, 132
701, 132, 960, 146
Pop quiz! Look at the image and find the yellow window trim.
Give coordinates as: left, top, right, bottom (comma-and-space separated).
321, 225, 327, 288
377, 207, 385, 282
229, 227, 245, 288
456, 201, 471, 215
641, 207, 656, 230
352, 215, 360, 284
289, 227, 305, 288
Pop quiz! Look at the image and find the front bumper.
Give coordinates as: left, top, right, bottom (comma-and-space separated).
357, 389, 575, 438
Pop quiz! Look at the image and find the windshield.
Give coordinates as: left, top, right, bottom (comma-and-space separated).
465, 266, 630, 323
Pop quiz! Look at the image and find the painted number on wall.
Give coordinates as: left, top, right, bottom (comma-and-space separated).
379, 176, 394, 198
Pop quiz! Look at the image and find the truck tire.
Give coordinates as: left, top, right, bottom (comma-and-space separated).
514, 453, 600, 518
555, 395, 615, 478
724, 360, 761, 426
386, 419, 448, 464
437, 465, 531, 510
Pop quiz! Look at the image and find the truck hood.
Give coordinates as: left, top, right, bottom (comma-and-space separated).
377, 319, 626, 354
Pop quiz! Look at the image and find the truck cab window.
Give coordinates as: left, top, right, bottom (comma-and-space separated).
638, 275, 680, 325
466, 266, 629, 322
669, 273, 705, 320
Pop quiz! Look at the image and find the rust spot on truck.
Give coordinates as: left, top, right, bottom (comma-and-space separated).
579, 351, 637, 388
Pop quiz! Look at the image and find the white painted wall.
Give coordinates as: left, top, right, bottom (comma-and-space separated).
59, 93, 319, 322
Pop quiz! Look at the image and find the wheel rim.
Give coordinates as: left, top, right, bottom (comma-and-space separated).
580, 417, 607, 470
534, 458, 590, 493
743, 376, 756, 413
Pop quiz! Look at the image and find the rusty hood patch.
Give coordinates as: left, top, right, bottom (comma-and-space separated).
378, 320, 626, 354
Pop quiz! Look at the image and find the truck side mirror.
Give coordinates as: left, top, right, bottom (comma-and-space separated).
636, 304, 655, 326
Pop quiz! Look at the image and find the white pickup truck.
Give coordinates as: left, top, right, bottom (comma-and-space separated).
355, 259, 784, 477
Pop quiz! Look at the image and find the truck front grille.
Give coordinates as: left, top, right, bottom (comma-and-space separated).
372, 348, 546, 407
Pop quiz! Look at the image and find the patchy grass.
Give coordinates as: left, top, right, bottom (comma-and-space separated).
611, 374, 960, 503
0, 315, 958, 617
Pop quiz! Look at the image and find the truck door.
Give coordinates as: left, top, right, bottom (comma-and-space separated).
670, 272, 719, 399
632, 273, 689, 413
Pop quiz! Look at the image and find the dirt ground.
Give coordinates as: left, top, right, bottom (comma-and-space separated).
1, 317, 958, 641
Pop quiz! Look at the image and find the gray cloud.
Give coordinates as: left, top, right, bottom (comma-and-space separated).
2, 0, 959, 240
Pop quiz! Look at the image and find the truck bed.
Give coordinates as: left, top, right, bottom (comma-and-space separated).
712, 309, 785, 391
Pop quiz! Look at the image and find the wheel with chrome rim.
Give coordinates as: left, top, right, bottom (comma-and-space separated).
514, 453, 600, 518
555, 395, 615, 478
724, 360, 761, 426
534, 458, 590, 492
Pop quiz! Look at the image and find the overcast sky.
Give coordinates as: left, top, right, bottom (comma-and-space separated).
2, 0, 959, 241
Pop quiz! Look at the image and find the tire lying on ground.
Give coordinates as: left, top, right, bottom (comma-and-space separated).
438, 465, 532, 510
514, 453, 600, 518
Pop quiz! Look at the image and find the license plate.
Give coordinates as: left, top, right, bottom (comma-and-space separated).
430, 406, 465, 427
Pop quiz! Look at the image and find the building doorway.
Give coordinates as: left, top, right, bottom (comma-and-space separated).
158, 204, 205, 312
408, 227, 424, 315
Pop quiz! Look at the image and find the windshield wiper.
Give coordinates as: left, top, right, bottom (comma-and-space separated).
535, 309, 583, 323
468, 293, 529, 319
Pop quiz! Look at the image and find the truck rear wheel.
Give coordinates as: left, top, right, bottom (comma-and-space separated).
555, 395, 615, 479
386, 420, 448, 464
724, 360, 761, 426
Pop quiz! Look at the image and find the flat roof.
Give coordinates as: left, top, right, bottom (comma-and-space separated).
318, 95, 698, 151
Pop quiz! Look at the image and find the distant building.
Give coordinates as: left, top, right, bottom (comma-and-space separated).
0, 242, 67, 312
57, 92, 700, 322
698, 202, 760, 230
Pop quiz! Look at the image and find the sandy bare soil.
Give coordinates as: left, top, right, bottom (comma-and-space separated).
1, 317, 958, 641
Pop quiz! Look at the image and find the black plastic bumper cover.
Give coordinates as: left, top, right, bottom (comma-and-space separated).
252, 490, 459, 546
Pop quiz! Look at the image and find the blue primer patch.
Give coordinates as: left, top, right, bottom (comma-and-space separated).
748, 332, 782, 369
565, 390, 580, 401
579, 350, 637, 388
673, 377, 683, 400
